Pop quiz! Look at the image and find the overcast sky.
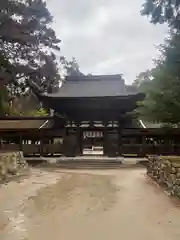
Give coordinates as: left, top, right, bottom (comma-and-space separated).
47, 0, 168, 84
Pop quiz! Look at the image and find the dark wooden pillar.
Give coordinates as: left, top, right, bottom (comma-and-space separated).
40, 138, 44, 156
118, 129, 122, 156
118, 120, 123, 156
62, 121, 82, 157
19, 135, 23, 151
103, 121, 108, 155
141, 135, 146, 157
76, 122, 83, 156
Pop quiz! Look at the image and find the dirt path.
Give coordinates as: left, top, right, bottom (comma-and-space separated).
1, 168, 180, 240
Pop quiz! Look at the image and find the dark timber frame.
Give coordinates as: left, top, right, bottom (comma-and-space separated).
1, 125, 180, 156
3, 75, 179, 157
27, 75, 145, 156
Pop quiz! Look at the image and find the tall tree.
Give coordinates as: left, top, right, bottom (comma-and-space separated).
133, 70, 152, 92
137, 32, 180, 125
0, 0, 61, 93
60, 57, 84, 77
141, 0, 180, 29
0, 0, 61, 115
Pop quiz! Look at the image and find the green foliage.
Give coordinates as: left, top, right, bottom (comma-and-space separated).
26, 108, 48, 117
5, 105, 48, 116
141, 0, 180, 29
136, 32, 180, 125
0, 0, 62, 115
0, 87, 9, 116
0, 0, 61, 95
140, 1, 180, 125
133, 70, 153, 92
60, 57, 84, 77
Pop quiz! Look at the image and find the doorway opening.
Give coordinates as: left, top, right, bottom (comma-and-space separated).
82, 131, 104, 156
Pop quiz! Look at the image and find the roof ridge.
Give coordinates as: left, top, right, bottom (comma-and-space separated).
66, 74, 123, 82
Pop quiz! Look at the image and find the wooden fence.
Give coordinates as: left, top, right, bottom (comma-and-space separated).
0, 143, 63, 156
1, 128, 180, 156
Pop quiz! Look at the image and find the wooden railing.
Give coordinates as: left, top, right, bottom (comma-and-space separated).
1, 127, 180, 137
121, 144, 180, 156
1, 128, 180, 156
0, 143, 63, 156
1, 143, 180, 157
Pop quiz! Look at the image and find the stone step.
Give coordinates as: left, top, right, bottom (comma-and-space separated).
54, 165, 123, 169
27, 161, 146, 170
25, 156, 148, 169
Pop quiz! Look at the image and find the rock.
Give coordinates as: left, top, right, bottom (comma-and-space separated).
171, 187, 175, 196
163, 171, 168, 181
175, 179, 180, 185
0, 151, 28, 181
176, 173, 180, 178
165, 166, 172, 174
0, 161, 7, 180
158, 172, 166, 184
146, 156, 180, 199
172, 162, 180, 168
164, 160, 172, 167
168, 174, 176, 184
161, 163, 166, 170
173, 185, 180, 199
7, 156, 18, 174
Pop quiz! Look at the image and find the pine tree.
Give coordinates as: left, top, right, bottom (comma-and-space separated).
141, 0, 180, 29
137, 33, 180, 125
0, 0, 61, 94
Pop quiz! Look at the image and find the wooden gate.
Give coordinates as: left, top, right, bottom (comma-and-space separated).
63, 128, 82, 157
104, 130, 119, 157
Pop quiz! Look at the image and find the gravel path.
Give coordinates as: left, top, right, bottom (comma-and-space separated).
0, 168, 180, 240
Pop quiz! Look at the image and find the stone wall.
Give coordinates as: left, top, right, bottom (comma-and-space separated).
147, 156, 180, 199
0, 151, 28, 181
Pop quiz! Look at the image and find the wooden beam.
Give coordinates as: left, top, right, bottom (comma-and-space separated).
1, 127, 180, 139
0, 116, 56, 120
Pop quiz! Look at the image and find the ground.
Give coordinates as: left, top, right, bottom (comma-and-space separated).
1, 167, 180, 240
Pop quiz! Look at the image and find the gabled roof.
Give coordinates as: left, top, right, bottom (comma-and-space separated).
0, 119, 53, 129
44, 75, 139, 98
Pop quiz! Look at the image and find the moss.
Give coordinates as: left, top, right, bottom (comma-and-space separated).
160, 156, 180, 162
0, 151, 28, 181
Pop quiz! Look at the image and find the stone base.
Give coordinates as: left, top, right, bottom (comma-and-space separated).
147, 156, 180, 199
0, 151, 28, 181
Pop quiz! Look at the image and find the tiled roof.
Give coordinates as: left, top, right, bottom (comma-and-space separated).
45, 75, 139, 98
0, 120, 53, 129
